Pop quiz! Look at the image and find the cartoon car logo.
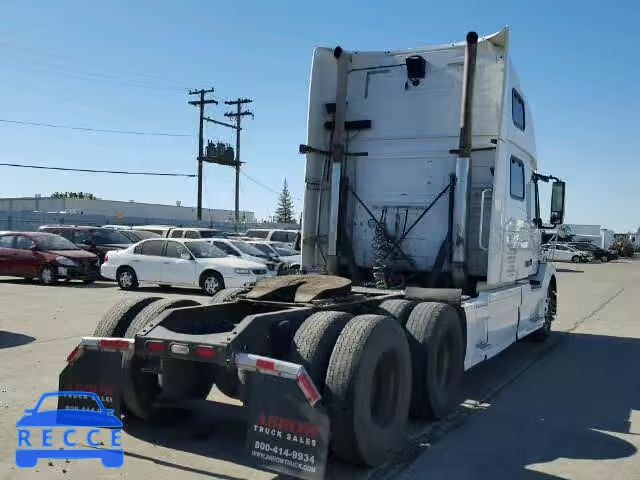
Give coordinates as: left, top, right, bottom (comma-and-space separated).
16, 391, 123, 468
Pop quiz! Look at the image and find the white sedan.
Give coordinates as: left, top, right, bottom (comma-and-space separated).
248, 241, 302, 271
542, 244, 592, 263
208, 239, 280, 276
101, 238, 268, 295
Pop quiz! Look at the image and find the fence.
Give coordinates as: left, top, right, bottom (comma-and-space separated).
0, 210, 298, 234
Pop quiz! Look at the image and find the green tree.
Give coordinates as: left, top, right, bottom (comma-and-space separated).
274, 179, 295, 224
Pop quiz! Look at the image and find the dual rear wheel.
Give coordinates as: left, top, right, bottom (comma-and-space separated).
289, 301, 465, 466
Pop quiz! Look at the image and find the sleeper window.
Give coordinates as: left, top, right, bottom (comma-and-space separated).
512, 89, 525, 131
510, 157, 525, 200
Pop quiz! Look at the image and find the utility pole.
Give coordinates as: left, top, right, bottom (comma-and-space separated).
188, 88, 217, 220
224, 98, 253, 231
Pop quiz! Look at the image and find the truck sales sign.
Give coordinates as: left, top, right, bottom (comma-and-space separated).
245, 374, 329, 480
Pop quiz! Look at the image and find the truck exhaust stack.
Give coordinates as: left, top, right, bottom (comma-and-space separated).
451, 31, 479, 288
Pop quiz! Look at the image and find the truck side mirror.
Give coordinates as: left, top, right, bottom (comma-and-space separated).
550, 181, 566, 225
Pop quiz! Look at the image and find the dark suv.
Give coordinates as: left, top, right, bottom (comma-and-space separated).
39, 226, 133, 263
568, 242, 617, 262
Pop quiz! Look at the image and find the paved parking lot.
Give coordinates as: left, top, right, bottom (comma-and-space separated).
1, 260, 639, 479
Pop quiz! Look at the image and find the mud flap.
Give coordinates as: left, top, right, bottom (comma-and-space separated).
245, 373, 329, 480
57, 350, 123, 417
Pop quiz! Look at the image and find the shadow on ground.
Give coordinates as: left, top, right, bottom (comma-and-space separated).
122, 331, 640, 480
396, 331, 640, 480
0, 330, 36, 348
555, 268, 584, 273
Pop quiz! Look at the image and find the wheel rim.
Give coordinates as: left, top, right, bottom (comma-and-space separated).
41, 268, 53, 284
601, 256, 607, 262
204, 276, 219, 294
120, 271, 133, 288
370, 351, 399, 428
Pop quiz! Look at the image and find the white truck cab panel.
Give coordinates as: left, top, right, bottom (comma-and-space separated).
303, 29, 561, 373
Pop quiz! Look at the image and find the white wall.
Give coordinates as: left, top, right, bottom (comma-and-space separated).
601, 228, 614, 249
0, 197, 255, 223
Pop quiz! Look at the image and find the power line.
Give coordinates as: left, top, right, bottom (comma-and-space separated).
240, 170, 301, 201
0, 119, 190, 137
0, 42, 190, 91
0, 162, 195, 177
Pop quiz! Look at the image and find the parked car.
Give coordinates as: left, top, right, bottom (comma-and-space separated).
247, 240, 302, 270
542, 243, 592, 263
101, 225, 132, 230
0, 232, 99, 284
165, 227, 226, 239
119, 229, 161, 242
244, 229, 300, 250
100, 238, 268, 295
209, 239, 279, 275
568, 242, 617, 262
132, 225, 176, 236
39, 226, 133, 263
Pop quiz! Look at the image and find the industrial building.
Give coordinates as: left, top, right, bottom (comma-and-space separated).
564, 224, 615, 249
0, 196, 255, 231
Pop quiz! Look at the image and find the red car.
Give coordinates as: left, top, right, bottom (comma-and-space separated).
0, 232, 99, 284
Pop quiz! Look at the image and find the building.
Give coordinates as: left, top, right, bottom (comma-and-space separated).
550, 224, 615, 249
0, 196, 255, 230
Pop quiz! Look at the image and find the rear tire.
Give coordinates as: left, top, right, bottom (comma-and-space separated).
122, 298, 213, 420
93, 297, 162, 337
288, 311, 353, 393
117, 267, 138, 290
377, 299, 416, 326
325, 314, 411, 466
405, 302, 464, 420
208, 287, 247, 304
600, 255, 609, 263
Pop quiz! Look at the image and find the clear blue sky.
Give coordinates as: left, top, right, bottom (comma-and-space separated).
1, 1, 638, 230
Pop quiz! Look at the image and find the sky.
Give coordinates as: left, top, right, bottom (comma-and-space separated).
0, 0, 638, 230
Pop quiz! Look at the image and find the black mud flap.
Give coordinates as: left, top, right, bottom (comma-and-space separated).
57, 350, 123, 417
245, 374, 329, 480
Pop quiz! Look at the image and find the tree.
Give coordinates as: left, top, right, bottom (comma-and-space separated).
51, 192, 96, 200
274, 179, 295, 224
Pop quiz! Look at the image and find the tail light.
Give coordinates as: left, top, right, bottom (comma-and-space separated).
195, 345, 217, 359
104, 253, 109, 263
145, 340, 166, 353
99, 339, 131, 350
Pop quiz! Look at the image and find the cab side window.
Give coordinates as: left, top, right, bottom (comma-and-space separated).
184, 230, 199, 239
140, 240, 164, 256
170, 229, 183, 238
0, 235, 14, 248
15, 236, 35, 250
165, 241, 188, 258
510, 157, 525, 200
271, 231, 288, 242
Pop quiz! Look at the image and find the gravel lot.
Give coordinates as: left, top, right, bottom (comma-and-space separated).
1, 260, 638, 479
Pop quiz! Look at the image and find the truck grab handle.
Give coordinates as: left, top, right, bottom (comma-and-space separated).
479, 188, 492, 251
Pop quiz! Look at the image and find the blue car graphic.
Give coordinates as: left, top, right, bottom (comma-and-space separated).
16, 391, 123, 468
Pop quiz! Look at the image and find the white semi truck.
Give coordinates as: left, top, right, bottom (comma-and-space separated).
57, 28, 565, 479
